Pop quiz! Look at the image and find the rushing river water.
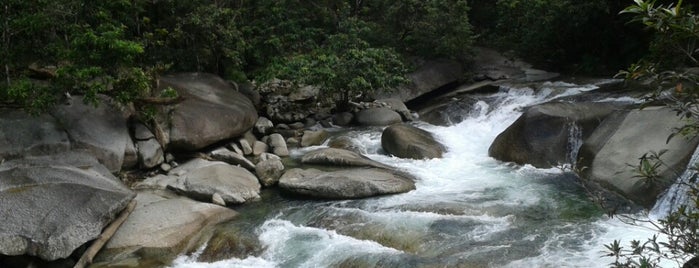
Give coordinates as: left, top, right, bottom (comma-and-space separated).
171, 81, 675, 267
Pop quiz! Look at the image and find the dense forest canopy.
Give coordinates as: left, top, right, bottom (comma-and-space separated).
0, 0, 692, 113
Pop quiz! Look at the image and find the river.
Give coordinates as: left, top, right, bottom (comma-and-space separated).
171, 81, 673, 267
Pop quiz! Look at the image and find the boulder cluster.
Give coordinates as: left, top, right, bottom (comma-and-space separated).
1, 62, 456, 267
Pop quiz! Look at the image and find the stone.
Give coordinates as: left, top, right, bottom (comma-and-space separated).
377, 98, 413, 121
577, 107, 699, 207
93, 190, 237, 266
382, 124, 446, 159
259, 153, 281, 162
268, 133, 289, 157
160, 163, 172, 172
355, 108, 403, 126
255, 159, 285, 187
279, 168, 415, 199
0, 109, 70, 161
168, 159, 261, 204
489, 101, 620, 168
332, 112, 354, 126
239, 138, 253, 155
122, 138, 138, 169
159, 73, 258, 151
301, 130, 329, 147
136, 139, 165, 169
209, 147, 256, 170
289, 85, 320, 101
0, 152, 135, 261
252, 141, 268, 156
289, 122, 305, 129
372, 59, 463, 103
328, 136, 364, 154
51, 95, 130, 172
227, 143, 244, 155
254, 116, 274, 136
286, 137, 300, 147
301, 148, 390, 169
212, 193, 226, 206
133, 122, 154, 141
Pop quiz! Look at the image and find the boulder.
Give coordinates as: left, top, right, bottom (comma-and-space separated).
139, 159, 261, 205
93, 190, 237, 267
136, 139, 164, 169
52, 95, 130, 172
279, 168, 415, 199
377, 98, 413, 121
373, 59, 463, 103
159, 73, 258, 151
381, 124, 446, 159
0, 152, 135, 261
301, 130, 329, 147
252, 141, 268, 156
255, 159, 285, 187
577, 107, 699, 207
0, 109, 70, 161
288, 85, 319, 101
208, 147, 255, 170
239, 138, 253, 155
328, 136, 364, 153
355, 108, 402, 126
301, 148, 390, 169
332, 112, 354, 126
122, 138, 139, 169
489, 101, 621, 168
170, 159, 261, 204
268, 133, 289, 157
254, 116, 274, 136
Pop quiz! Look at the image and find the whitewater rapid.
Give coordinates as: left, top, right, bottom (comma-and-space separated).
172, 81, 670, 268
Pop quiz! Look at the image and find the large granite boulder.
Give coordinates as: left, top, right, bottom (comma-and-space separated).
255, 159, 285, 187
355, 108, 403, 126
301, 148, 390, 169
139, 158, 261, 205
279, 168, 415, 199
93, 190, 238, 267
159, 73, 258, 151
373, 59, 463, 102
51, 95, 131, 172
577, 107, 699, 207
382, 124, 446, 159
0, 152, 135, 261
0, 109, 70, 161
489, 101, 621, 168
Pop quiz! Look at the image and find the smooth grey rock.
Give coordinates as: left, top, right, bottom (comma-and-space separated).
255, 159, 285, 187
159, 73, 258, 151
239, 139, 253, 155
289, 85, 319, 101
332, 112, 354, 126
268, 133, 289, 157
355, 108, 402, 126
279, 168, 415, 199
94, 190, 237, 265
133, 122, 154, 141
373, 59, 463, 102
328, 136, 364, 154
168, 159, 261, 204
301, 130, 329, 147
577, 107, 699, 207
160, 163, 172, 172
254, 116, 274, 136
0, 152, 135, 260
0, 109, 70, 161
227, 143, 244, 155
136, 139, 164, 169
212, 193, 226, 206
52, 95, 130, 172
123, 138, 138, 169
377, 98, 413, 121
302, 148, 389, 169
259, 153, 281, 162
489, 101, 620, 168
252, 141, 268, 156
382, 124, 446, 159
209, 148, 255, 170
289, 122, 305, 129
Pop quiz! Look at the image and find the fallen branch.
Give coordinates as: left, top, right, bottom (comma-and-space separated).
74, 199, 137, 268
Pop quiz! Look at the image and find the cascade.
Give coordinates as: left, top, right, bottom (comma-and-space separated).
650, 145, 699, 218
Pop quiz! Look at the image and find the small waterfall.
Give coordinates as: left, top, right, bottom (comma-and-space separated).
650, 145, 699, 218
566, 122, 583, 166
